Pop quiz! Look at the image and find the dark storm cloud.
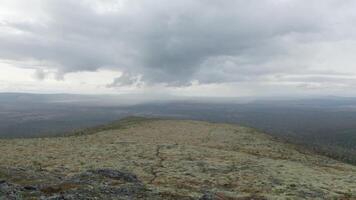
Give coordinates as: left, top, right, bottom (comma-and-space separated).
0, 0, 355, 86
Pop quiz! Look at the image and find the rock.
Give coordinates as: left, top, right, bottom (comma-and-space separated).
0, 168, 172, 199
0, 181, 23, 199
24, 185, 37, 191
199, 192, 215, 200
41, 194, 66, 200
0, 168, 157, 200
89, 169, 140, 183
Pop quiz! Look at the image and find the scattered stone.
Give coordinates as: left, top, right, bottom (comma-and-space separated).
0, 168, 174, 199
90, 169, 140, 183
199, 192, 231, 200
199, 192, 216, 200
41, 194, 66, 200
24, 185, 37, 191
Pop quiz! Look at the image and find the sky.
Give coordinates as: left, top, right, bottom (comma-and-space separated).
1, 0, 356, 97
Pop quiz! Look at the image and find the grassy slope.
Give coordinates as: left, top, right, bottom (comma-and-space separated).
0, 118, 355, 199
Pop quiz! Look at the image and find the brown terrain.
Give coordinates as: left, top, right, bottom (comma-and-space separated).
0, 117, 355, 199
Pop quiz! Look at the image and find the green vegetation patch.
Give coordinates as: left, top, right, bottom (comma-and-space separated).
66, 116, 156, 137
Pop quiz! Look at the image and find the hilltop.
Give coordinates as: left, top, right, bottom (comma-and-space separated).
0, 117, 355, 199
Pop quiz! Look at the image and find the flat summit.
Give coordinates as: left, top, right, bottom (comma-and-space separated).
0, 117, 355, 199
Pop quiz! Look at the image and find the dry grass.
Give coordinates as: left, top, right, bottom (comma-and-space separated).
0, 118, 355, 199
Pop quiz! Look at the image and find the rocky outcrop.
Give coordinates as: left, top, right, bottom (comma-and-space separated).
0, 168, 173, 200
0, 168, 267, 200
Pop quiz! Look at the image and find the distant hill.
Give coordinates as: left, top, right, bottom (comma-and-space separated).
0, 118, 355, 199
2, 93, 356, 166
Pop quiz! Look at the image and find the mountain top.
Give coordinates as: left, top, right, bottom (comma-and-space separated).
0, 117, 355, 199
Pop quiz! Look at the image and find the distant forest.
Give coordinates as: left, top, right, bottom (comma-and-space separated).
1, 93, 356, 164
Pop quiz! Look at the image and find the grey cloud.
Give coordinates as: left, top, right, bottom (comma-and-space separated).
106, 73, 143, 88
33, 69, 48, 80
277, 75, 356, 84
0, 0, 355, 86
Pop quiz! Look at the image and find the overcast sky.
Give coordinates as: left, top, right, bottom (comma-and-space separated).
1, 0, 356, 97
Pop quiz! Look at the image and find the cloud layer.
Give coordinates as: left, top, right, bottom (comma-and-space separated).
1, 0, 356, 91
